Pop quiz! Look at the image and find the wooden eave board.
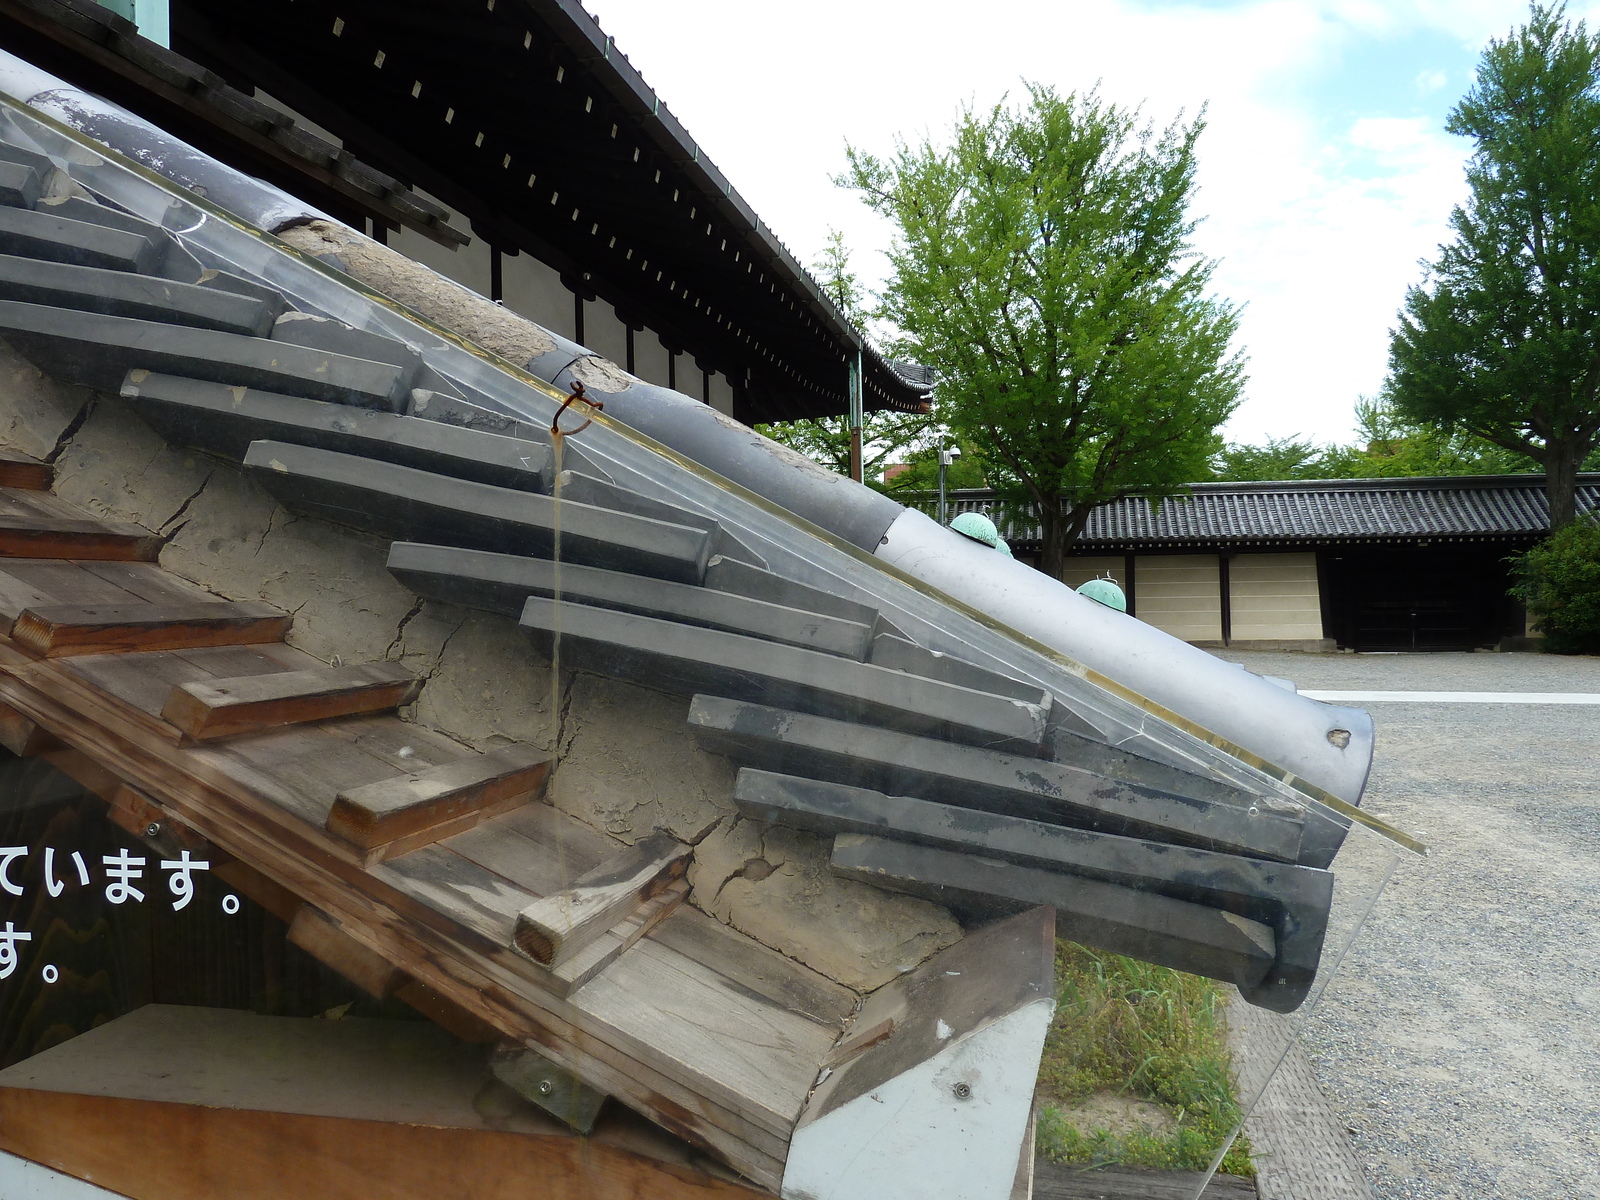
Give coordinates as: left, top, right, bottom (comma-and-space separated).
0, 629, 805, 1187
0, 558, 223, 630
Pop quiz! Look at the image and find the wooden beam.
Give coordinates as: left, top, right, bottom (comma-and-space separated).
11, 600, 291, 657
0, 510, 163, 560
325, 744, 550, 854
542, 879, 688, 996
288, 905, 406, 999
0, 448, 52, 490
161, 662, 420, 740
513, 833, 692, 966
392, 979, 501, 1044
107, 783, 223, 862
212, 858, 302, 925
0, 697, 59, 754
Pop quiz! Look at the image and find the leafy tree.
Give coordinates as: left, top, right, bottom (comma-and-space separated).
756, 230, 935, 487
842, 84, 1244, 579
1210, 436, 1328, 481
1212, 399, 1536, 482
1511, 513, 1600, 652
1388, 3, 1600, 528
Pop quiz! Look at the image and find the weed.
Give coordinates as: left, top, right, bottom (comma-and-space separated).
1034, 940, 1255, 1177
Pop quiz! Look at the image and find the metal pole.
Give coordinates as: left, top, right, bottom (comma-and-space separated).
938, 446, 948, 527
847, 350, 864, 483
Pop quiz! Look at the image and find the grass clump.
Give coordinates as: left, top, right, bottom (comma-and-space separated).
1034, 940, 1254, 1177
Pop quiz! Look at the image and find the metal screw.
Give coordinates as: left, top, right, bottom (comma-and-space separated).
145, 822, 162, 838
952, 1082, 972, 1100
537, 1079, 554, 1096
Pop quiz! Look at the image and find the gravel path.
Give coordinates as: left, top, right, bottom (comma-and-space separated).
1217, 650, 1600, 1200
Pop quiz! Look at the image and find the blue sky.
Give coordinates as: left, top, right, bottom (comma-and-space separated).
582, 1, 1598, 445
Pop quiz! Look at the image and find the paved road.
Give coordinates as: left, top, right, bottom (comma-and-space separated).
1218, 650, 1600, 1200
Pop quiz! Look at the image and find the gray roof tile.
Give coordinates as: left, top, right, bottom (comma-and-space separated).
926, 475, 1600, 546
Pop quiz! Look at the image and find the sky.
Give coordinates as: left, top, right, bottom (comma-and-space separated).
580, 0, 1600, 447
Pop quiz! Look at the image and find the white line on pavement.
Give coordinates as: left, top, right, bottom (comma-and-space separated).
1299, 690, 1600, 704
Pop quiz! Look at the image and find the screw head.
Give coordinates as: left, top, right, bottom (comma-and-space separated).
952, 1082, 972, 1100
145, 822, 162, 838
537, 1079, 554, 1096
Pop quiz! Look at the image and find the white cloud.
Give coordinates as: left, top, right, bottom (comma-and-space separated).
581, 0, 1549, 444
1416, 67, 1450, 93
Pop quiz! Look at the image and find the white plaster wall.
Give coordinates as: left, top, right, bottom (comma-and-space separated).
582, 298, 628, 366
1061, 556, 1125, 591
707, 371, 735, 417
500, 252, 574, 340
1134, 554, 1222, 642
632, 330, 672, 388
675, 350, 703, 400
1229, 552, 1324, 641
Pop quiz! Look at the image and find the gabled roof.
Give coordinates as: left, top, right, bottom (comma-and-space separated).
935, 474, 1600, 549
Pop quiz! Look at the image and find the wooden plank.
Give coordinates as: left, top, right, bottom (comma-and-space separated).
0, 697, 59, 754
12, 600, 291, 656
170, 642, 322, 677
573, 934, 837, 1138
373, 844, 540, 946
0, 513, 163, 560
162, 662, 421, 740
195, 723, 414, 826
288, 905, 406, 999
0, 448, 52, 490
326, 743, 551, 851
546, 879, 689, 996
513, 834, 692, 966
646, 904, 858, 1031
76, 560, 224, 605
0, 558, 143, 601
319, 713, 474, 774
444, 804, 619, 897
0, 566, 58, 633
60, 649, 221, 720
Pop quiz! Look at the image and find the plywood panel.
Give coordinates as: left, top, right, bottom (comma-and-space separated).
1133, 554, 1221, 642
1230, 552, 1323, 641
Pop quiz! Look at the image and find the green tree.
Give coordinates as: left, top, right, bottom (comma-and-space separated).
1388, 3, 1600, 528
1511, 513, 1600, 651
842, 84, 1244, 579
755, 230, 935, 487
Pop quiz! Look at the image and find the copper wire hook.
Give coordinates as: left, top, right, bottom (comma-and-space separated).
551, 380, 603, 437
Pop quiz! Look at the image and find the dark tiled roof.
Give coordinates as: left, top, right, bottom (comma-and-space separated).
923, 475, 1600, 547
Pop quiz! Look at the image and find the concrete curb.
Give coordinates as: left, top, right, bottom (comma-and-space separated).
1228, 995, 1373, 1200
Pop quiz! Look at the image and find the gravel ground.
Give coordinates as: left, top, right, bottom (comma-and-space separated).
1217, 650, 1600, 1200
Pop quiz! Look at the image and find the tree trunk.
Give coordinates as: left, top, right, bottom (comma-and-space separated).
1545, 439, 1583, 530
1039, 497, 1065, 581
